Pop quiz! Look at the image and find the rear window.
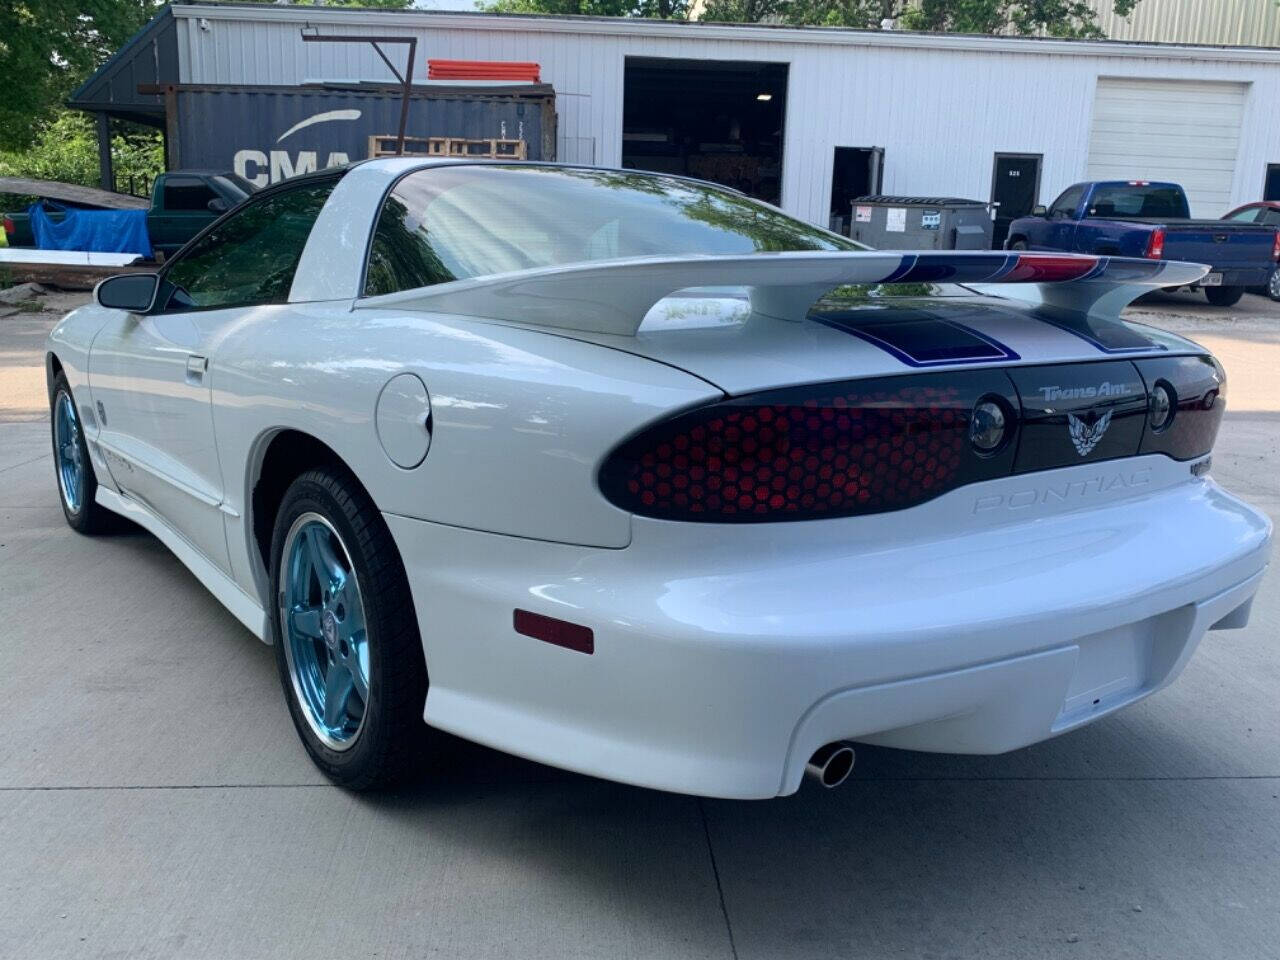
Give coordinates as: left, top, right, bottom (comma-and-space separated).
363, 165, 859, 297
1085, 185, 1189, 220
163, 179, 219, 212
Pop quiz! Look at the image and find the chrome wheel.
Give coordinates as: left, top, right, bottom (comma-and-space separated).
1269, 268, 1280, 301
54, 391, 84, 513
279, 513, 370, 751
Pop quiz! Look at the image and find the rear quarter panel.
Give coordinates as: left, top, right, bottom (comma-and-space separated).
46, 303, 118, 482
208, 302, 720, 601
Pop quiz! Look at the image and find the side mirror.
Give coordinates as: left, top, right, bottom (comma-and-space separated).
95, 273, 160, 314
1032, 205, 1049, 218
207, 197, 228, 214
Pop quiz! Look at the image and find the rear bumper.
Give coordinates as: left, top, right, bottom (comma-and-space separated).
386, 456, 1271, 799
1194, 266, 1273, 288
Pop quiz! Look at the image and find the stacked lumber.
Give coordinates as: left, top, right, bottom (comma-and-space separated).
426, 60, 541, 83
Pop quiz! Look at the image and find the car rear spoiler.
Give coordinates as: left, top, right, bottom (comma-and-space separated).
354, 251, 1209, 338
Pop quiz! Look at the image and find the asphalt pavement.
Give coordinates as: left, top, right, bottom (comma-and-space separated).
1, 288, 1277, 959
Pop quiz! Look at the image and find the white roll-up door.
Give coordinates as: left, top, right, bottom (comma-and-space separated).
1087, 77, 1247, 217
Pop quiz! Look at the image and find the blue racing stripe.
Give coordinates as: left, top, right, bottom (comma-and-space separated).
812, 312, 1021, 367
1033, 313, 1166, 354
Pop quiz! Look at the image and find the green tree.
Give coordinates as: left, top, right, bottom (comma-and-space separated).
0, 0, 415, 154
0, 1, 165, 151
486, 0, 690, 19
699, 0, 1141, 35
901, 0, 1141, 37
0, 110, 164, 195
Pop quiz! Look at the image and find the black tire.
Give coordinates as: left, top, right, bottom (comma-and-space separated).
1267, 267, 1280, 302
1205, 285, 1245, 307
269, 465, 433, 790
1008, 239, 1028, 251
49, 372, 115, 535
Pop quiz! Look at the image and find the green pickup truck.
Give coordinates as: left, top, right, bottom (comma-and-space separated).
2, 170, 255, 258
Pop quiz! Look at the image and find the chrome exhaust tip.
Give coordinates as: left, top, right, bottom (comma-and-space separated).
805, 742, 856, 789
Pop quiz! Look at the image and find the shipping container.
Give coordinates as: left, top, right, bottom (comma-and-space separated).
168, 83, 556, 186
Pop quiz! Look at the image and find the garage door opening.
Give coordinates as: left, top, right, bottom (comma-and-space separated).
828, 146, 884, 234
622, 57, 787, 205
1087, 77, 1246, 217
1265, 164, 1280, 202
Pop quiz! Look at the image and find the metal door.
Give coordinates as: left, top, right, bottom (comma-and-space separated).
991, 154, 1042, 249
88, 307, 232, 572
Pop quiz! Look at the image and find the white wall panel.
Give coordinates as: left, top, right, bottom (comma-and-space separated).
174, 8, 1280, 225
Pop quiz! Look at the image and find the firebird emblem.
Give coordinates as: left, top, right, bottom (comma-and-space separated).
1067, 409, 1113, 456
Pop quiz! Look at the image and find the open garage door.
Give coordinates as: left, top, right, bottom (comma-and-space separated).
623, 58, 787, 205
1087, 77, 1246, 218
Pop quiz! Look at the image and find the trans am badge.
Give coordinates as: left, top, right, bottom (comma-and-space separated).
1067, 409, 1113, 456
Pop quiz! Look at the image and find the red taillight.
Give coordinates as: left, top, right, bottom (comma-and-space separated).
1, 216, 13, 237
1145, 227, 1166, 260
599, 373, 1018, 523
1272, 231, 1280, 262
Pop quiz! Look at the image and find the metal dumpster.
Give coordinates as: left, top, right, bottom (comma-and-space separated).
850, 196, 993, 250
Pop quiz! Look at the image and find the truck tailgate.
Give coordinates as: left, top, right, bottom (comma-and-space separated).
1156, 221, 1276, 271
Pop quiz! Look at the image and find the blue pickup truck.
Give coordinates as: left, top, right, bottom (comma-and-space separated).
1005, 180, 1279, 306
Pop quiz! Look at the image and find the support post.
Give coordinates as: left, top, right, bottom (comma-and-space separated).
96, 113, 115, 192
302, 33, 417, 156
164, 85, 180, 170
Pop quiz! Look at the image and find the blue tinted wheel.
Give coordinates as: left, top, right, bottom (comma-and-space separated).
50, 374, 111, 534
54, 390, 85, 514
270, 467, 432, 790
279, 513, 370, 751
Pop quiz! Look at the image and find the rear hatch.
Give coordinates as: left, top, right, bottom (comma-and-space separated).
588, 292, 1224, 524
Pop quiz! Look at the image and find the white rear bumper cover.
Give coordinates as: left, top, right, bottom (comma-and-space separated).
387, 456, 1271, 799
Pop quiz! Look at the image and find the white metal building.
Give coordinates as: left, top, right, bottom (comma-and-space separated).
85, 3, 1280, 232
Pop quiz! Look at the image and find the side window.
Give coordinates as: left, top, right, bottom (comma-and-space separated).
1263, 209, 1280, 227
1048, 186, 1085, 219
160, 179, 335, 312
364, 194, 456, 298
163, 178, 219, 212
1225, 207, 1260, 223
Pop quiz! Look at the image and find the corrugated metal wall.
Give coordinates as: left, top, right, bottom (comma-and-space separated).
175, 88, 552, 185
1087, 0, 1280, 47
172, 7, 1280, 224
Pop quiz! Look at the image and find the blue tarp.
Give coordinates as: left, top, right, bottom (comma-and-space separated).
29, 201, 152, 258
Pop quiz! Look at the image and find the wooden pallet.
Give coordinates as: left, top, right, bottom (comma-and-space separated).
367, 135, 527, 160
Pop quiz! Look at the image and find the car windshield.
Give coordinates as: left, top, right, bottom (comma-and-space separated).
214, 174, 257, 202
366, 165, 862, 294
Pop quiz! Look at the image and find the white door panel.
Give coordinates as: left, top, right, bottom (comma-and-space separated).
1087, 78, 1247, 218
89, 309, 231, 571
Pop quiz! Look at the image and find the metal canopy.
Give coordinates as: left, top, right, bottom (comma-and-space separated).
68, 6, 178, 123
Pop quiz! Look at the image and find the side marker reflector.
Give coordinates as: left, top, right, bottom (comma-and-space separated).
514, 609, 594, 655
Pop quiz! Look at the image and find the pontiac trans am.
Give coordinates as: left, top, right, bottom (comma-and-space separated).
46, 160, 1271, 796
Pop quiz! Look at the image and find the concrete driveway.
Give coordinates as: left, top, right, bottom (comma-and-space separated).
1, 290, 1277, 959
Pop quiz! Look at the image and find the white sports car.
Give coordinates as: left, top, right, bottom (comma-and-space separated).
47, 159, 1271, 797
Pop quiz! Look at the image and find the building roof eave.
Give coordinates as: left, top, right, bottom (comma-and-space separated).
69, 6, 176, 112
